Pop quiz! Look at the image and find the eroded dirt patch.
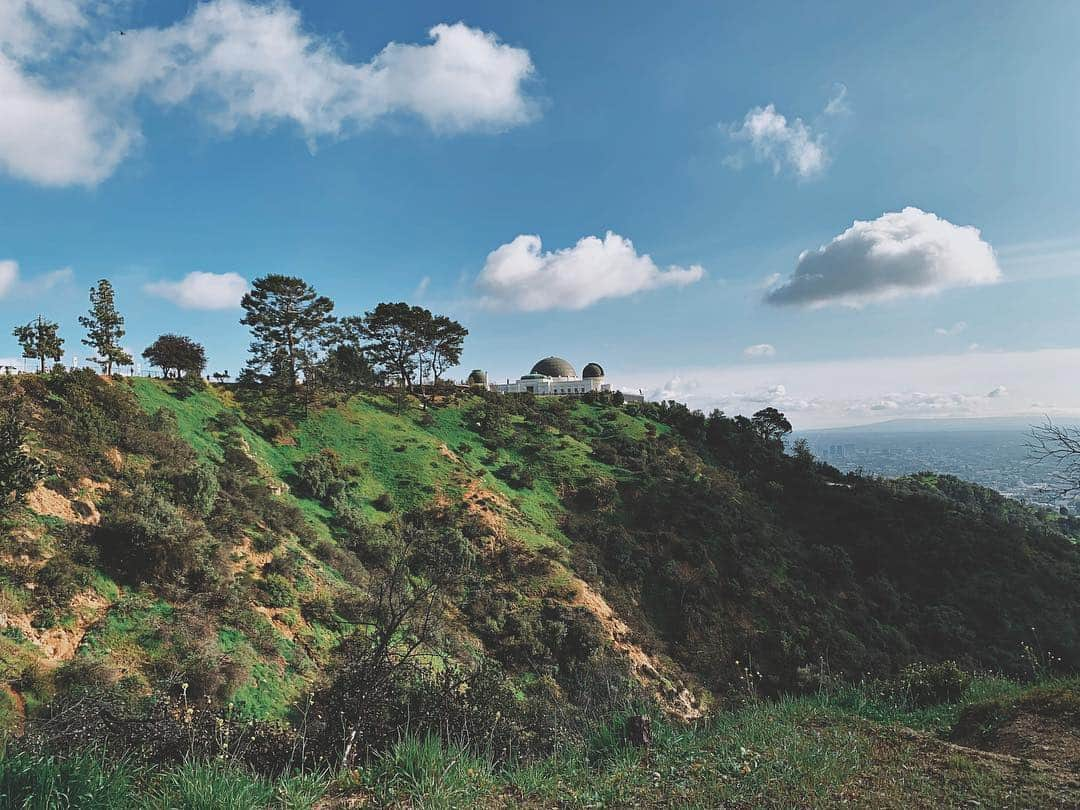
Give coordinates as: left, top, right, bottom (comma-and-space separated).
571, 576, 703, 720
0, 590, 110, 668
25, 479, 108, 525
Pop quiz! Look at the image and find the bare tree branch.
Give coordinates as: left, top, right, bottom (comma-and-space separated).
1026, 416, 1080, 496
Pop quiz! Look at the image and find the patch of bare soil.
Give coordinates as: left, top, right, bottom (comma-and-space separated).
956, 711, 1080, 774
462, 480, 512, 541
104, 447, 124, 473
570, 576, 703, 721
25, 479, 108, 525
0, 590, 110, 669
837, 720, 1080, 808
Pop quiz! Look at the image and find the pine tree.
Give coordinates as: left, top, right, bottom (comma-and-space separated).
0, 396, 45, 513
240, 275, 336, 391
12, 315, 64, 373
79, 279, 132, 375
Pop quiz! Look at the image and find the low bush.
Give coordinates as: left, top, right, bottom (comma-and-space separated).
92, 486, 216, 589
293, 450, 348, 504
898, 661, 972, 707
258, 574, 297, 608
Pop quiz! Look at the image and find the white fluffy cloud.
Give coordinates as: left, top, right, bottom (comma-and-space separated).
0, 54, 135, 187
145, 271, 248, 310
476, 231, 704, 311
766, 207, 1002, 308
743, 343, 776, 359
729, 103, 826, 179
102, 7, 537, 138
0, 0, 91, 59
0, 2, 538, 186
0, 259, 73, 298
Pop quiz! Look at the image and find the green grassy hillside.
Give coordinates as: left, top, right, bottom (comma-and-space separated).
2, 370, 1080, 806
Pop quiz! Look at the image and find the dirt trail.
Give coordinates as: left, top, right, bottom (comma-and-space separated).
951, 710, 1080, 777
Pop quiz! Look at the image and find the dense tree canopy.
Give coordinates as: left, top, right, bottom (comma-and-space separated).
142, 334, 207, 379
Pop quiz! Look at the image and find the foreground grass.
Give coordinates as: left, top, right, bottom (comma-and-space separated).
4, 678, 1078, 809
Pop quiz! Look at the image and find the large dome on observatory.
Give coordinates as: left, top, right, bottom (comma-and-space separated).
530, 356, 576, 378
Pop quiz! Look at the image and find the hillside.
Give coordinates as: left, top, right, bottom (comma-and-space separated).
2, 371, 1080, 805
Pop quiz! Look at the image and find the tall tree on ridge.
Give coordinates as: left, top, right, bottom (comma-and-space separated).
425, 314, 468, 389
13, 316, 64, 373
361, 302, 426, 391
323, 316, 379, 393
79, 279, 131, 375
240, 275, 336, 391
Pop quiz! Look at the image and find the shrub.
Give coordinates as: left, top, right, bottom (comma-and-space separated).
898, 660, 972, 707
373, 492, 395, 512
495, 463, 534, 490
33, 554, 92, 622
92, 486, 215, 588
301, 591, 336, 625
258, 573, 296, 608
173, 463, 219, 517
294, 450, 347, 503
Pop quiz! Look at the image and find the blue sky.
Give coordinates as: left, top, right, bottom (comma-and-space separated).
2, 0, 1079, 426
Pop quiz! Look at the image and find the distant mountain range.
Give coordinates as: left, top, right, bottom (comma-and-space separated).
800, 415, 1075, 435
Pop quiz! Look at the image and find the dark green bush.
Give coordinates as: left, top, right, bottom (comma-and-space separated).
173, 463, 219, 517
898, 661, 972, 707
258, 573, 296, 608
33, 554, 92, 624
495, 462, 534, 490
92, 486, 215, 588
294, 449, 348, 503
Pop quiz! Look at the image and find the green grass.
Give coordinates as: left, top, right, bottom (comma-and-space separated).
0, 749, 328, 810
2, 678, 1077, 808
0, 748, 147, 810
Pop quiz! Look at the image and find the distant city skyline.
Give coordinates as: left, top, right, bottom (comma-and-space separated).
2, 1, 1079, 429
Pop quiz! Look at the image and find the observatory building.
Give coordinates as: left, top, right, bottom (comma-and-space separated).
473, 357, 642, 401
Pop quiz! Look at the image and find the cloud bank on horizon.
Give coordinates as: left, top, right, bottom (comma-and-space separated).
476, 231, 705, 311
634, 347, 1080, 430
766, 207, 1002, 308
0, 0, 539, 187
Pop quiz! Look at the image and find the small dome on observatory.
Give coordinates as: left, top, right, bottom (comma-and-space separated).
582, 363, 605, 379
466, 369, 487, 386
530, 356, 576, 378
